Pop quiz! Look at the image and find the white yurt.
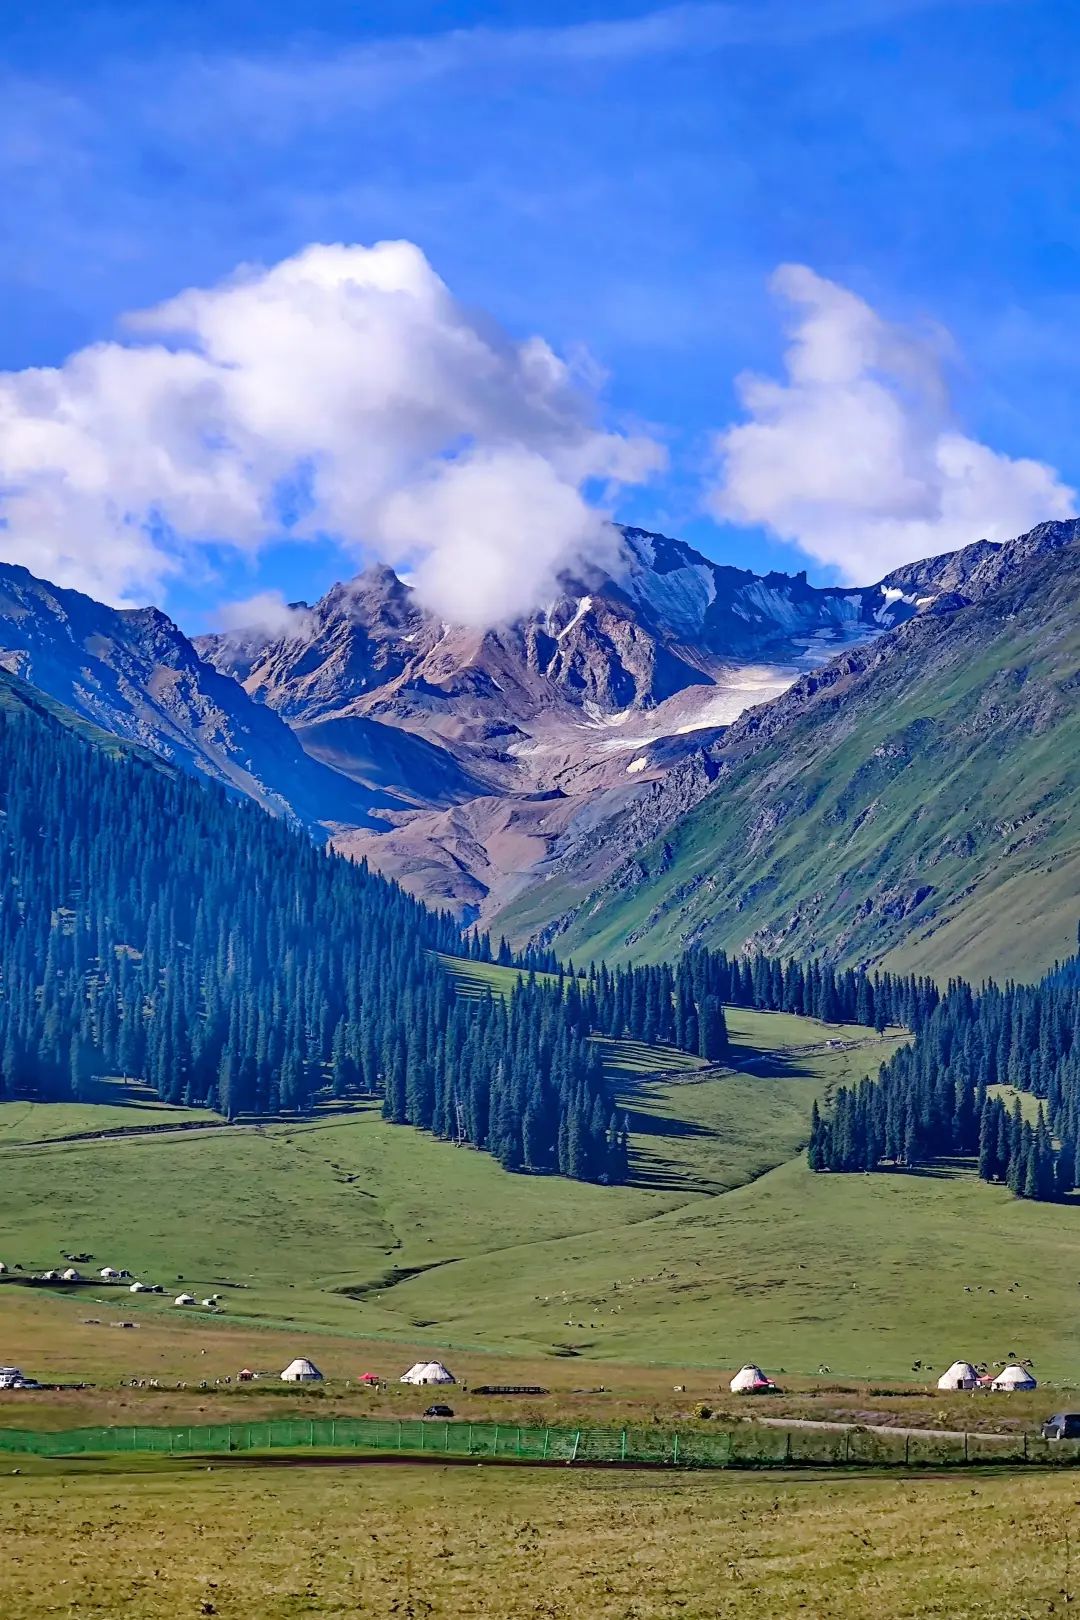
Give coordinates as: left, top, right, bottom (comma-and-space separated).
730, 1364, 772, 1394
0, 1261, 8, 1274
41, 1269, 61, 1281
129, 1281, 148, 1293
991, 1364, 1036, 1392
174, 1292, 196, 1306
400, 1361, 456, 1385
281, 1358, 323, 1383
937, 1360, 980, 1391
61, 1268, 81, 1282
99, 1267, 120, 1280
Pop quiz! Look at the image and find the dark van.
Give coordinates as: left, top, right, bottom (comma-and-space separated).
1041, 1413, 1080, 1440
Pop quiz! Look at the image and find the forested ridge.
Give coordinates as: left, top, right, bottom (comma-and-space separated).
808, 953, 1080, 1201
0, 671, 961, 1187
0, 685, 634, 1181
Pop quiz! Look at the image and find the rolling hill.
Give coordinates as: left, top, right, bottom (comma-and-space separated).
500, 529, 1080, 983
6, 989, 1080, 1383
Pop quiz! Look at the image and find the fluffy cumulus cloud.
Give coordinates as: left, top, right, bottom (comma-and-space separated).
708, 265, 1076, 580
0, 241, 663, 621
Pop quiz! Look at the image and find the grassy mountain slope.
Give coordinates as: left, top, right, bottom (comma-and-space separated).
510, 542, 1080, 982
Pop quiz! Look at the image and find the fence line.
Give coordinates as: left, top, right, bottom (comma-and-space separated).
0, 1417, 1078, 1469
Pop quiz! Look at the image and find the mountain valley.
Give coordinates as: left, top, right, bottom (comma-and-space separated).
1, 517, 1077, 981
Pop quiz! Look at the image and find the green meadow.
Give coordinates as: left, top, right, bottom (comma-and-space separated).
0, 1001, 906, 1371
5, 962, 1080, 1387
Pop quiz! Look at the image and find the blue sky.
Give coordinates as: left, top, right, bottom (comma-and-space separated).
1, 0, 1077, 628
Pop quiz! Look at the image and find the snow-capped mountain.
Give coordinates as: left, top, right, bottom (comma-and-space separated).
191, 525, 938, 918
197, 525, 926, 770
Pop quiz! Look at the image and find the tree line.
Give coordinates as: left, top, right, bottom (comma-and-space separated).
807, 961, 1080, 1202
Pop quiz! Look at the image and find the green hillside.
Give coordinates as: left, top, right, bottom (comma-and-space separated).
506, 544, 1080, 981
0, 1008, 905, 1372
8, 1004, 1080, 1380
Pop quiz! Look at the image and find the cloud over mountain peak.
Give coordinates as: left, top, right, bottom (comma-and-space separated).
0, 240, 662, 622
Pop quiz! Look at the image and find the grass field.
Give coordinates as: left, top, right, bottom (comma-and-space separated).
0, 1074, 227, 1144
4, 981, 1080, 1407
3, 1455, 1080, 1618
0, 1003, 909, 1380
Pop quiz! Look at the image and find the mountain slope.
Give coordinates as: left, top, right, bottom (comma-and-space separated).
0, 665, 630, 1183
199, 529, 925, 764
0, 562, 405, 832
504, 534, 1080, 983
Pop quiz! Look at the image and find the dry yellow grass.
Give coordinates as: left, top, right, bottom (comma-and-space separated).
2, 1457, 1080, 1617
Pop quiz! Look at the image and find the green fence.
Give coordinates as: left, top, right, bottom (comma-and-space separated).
0, 1418, 1077, 1469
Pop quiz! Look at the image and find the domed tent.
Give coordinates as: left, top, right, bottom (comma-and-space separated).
937, 1361, 979, 1391
400, 1361, 455, 1385
61, 1268, 81, 1282
99, 1267, 121, 1280
174, 1293, 196, 1306
730, 1364, 778, 1394
281, 1357, 323, 1383
991, 1364, 1036, 1392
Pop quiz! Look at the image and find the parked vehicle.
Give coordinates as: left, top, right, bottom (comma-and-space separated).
1041, 1413, 1080, 1440
423, 1403, 454, 1418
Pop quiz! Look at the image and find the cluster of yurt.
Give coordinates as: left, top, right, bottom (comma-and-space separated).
400, 1361, 455, 1386
936, 1359, 1037, 1392
730, 1363, 782, 1395
281, 1358, 323, 1383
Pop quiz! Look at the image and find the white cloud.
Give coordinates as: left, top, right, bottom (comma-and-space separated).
0, 240, 663, 621
708, 264, 1076, 580
214, 590, 315, 642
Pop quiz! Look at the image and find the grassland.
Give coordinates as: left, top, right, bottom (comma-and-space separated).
0, 1084, 219, 1145
4, 1455, 1080, 1618
5, 972, 1080, 1408
0, 1003, 908, 1380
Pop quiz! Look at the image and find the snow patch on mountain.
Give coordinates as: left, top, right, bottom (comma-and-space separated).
557, 595, 593, 639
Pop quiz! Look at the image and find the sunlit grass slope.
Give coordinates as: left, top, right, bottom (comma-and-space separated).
502, 546, 1080, 983
0, 1008, 908, 1372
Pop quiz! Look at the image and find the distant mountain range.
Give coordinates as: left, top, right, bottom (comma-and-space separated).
1, 516, 1076, 979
